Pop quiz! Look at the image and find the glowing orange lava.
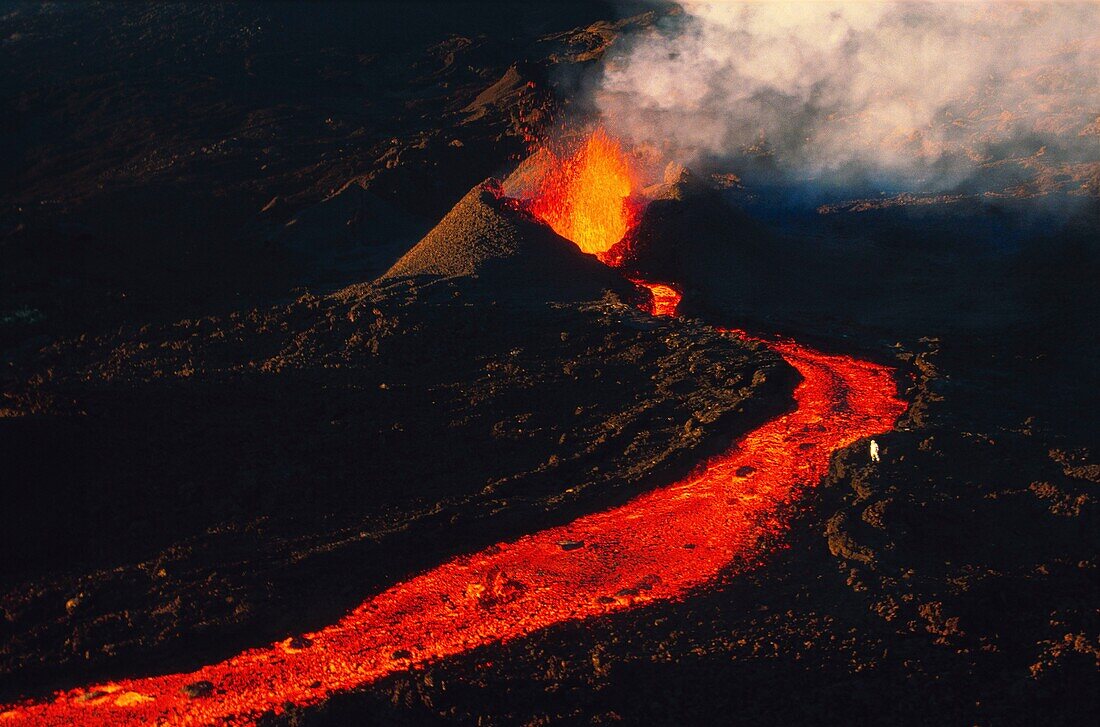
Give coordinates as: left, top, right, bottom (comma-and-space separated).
527, 128, 639, 258
635, 281, 682, 317
1, 282, 906, 726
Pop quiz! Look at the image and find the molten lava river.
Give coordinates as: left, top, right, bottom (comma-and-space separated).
2, 137, 907, 726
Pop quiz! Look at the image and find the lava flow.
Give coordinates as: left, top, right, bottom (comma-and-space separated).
2, 134, 906, 726
0, 291, 906, 726
638, 281, 683, 317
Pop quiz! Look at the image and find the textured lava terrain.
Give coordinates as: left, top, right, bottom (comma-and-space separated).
2, 3, 1098, 726
3, 284, 907, 725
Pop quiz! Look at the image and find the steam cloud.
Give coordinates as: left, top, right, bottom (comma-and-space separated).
595, 1, 1100, 193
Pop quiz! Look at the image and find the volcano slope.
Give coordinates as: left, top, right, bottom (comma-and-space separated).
0, 182, 794, 706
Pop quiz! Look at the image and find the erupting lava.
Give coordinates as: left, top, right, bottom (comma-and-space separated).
527, 127, 639, 258
2, 134, 907, 726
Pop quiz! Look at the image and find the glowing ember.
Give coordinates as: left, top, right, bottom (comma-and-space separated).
527, 128, 639, 258
1, 286, 906, 726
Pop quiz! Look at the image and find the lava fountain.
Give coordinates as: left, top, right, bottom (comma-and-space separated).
525, 127, 640, 259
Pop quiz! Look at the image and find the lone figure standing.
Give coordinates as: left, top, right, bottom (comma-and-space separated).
869, 439, 881, 463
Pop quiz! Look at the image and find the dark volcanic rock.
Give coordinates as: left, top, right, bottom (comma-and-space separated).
621, 176, 1100, 337
180, 680, 214, 699
4, 3, 1096, 725
616, 178, 784, 318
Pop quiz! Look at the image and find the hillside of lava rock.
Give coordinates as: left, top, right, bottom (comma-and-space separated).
1, 3, 1098, 726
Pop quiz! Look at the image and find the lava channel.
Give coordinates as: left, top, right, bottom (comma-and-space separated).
1, 283, 906, 726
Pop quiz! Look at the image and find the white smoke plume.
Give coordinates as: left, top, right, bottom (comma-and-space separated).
595, 1, 1100, 193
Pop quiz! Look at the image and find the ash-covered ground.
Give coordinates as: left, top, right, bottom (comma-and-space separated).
2, 3, 1098, 725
